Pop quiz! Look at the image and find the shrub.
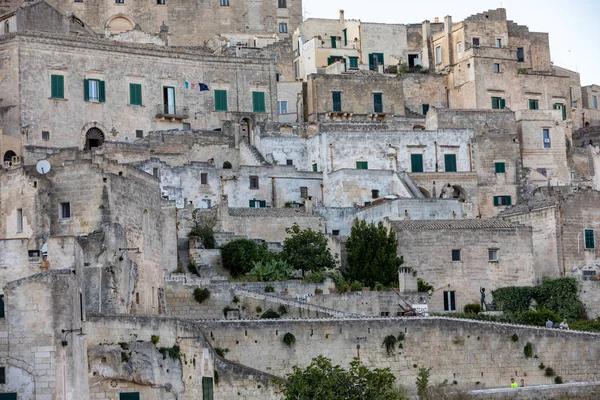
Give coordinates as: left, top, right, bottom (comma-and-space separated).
554, 376, 563, 384
187, 260, 198, 275
251, 260, 294, 282
158, 345, 181, 361
283, 332, 296, 347
417, 278, 434, 294
220, 239, 274, 277
193, 288, 211, 304
382, 335, 397, 356
232, 296, 240, 304
214, 347, 229, 358
350, 280, 364, 292
277, 305, 288, 315
539, 363, 545, 370
260, 309, 281, 319
514, 309, 560, 327
255, 306, 262, 314
511, 333, 519, 342
303, 271, 326, 283
524, 342, 533, 358
416, 367, 432, 398
464, 303, 481, 314
214, 370, 220, 386
545, 367, 555, 377
314, 288, 323, 295
188, 226, 216, 249
570, 318, 600, 332
264, 285, 275, 293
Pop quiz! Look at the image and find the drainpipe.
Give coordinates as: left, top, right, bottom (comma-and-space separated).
329, 143, 334, 172
320, 183, 324, 206
434, 141, 439, 172
175, 207, 179, 273
559, 205, 566, 277
467, 143, 473, 172
271, 178, 277, 207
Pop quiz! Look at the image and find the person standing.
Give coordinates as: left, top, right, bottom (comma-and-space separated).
510, 378, 519, 388
560, 319, 569, 330
546, 318, 554, 328
520, 379, 526, 387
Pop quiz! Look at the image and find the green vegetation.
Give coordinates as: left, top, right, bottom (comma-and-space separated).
187, 260, 198, 276
345, 219, 403, 288
158, 344, 181, 361
260, 309, 281, 319
382, 335, 398, 356
416, 367, 432, 399
417, 278, 434, 294
524, 342, 533, 358
264, 285, 275, 293
189, 208, 216, 249
545, 367, 555, 377
151, 335, 160, 346
463, 303, 481, 314
280, 224, 337, 277
193, 288, 211, 304
220, 238, 274, 277
554, 376, 563, 384
280, 355, 407, 400
511, 334, 519, 342
214, 347, 229, 358
250, 260, 294, 282
283, 332, 296, 347
277, 305, 288, 315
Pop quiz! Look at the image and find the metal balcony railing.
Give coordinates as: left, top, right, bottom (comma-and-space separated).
155, 104, 189, 120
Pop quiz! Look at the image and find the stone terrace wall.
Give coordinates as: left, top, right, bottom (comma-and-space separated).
579, 280, 600, 319
200, 317, 600, 393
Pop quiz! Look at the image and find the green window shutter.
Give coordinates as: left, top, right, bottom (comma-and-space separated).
215, 90, 227, 111
331, 37, 336, 48
377, 53, 384, 66
422, 104, 430, 115
51, 75, 64, 99
494, 162, 506, 174
119, 393, 140, 400
373, 93, 383, 113
253, 92, 265, 113
444, 154, 457, 172
249, 200, 255, 207
500, 98, 506, 109
356, 161, 368, 170
0, 294, 4, 318
327, 57, 333, 66
343, 29, 347, 46
202, 377, 214, 400
129, 83, 135, 105
411, 154, 423, 173
506, 196, 512, 206
130, 83, 142, 106
493, 196, 500, 206
349, 57, 358, 69
260, 200, 267, 208
312, 163, 318, 172
529, 99, 538, 110
83, 79, 90, 101
491, 97, 500, 109
332, 92, 342, 112
98, 80, 106, 103
585, 229, 595, 249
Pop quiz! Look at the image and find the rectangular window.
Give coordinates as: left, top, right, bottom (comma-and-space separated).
202, 376, 214, 400
494, 63, 500, 73
129, 83, 142, 106
372, 189, 379, 199
332, 91, 342, 112
163, 86, 176, 115
472, 37, 480, 47
249, 176, 259, 189
286, 159, 293, 166
0, 366, 5, 384
300, 187, 308, 198
16, 208, 23, 232
42, 131, 50, 141
584, 229, 595, 249
331, 36, 337, 49
364, 201, 372, 206
422, 104, 430, 115
444, 154, 457, 172
120, 393, 140, 400
529, 99, 539, 110
214, 90, 228, 111
220, 0, 229, 5
435, 46, 442, 64
593, 95, 598, 110
182, 122, 191, 130
443, 291, 456, 312
456, 42, 462, 54
493, 196, 512, 206
312, 163, 318, 172
136, 292, 140, 304
543, 129, 551, 149
356, 161, 368, 170
491, 97, 506, 110
51, 75, 65, 99
494, 162, 506, 174
252, 92, 266, 113
115, 0, 124, 3
553, 103, 567, 120
60, 202, 71, 219
368, 53, 384, 71
80, 291, 84, 321
135, 130, 143, 138
157, 0, 165, 4
488, 249, 499, 262
332, 230, 340, 236
279, 23, 288, 33
249, 200, 266, 208
452, 249, 461, 262
201, 173, 208, 185
373, 93, 383, 113
84, 79, 105, 102
0, 294, 4, 319
411, 154, 424, 173
294, 61, 300, 79
152, 167, 159, 178
517, 47, 525, 62
343, 28, 348, 46
495, 38, 502, 48
278, 100, 288, 115
278, 0, 286, 8
349, 57, 358, 69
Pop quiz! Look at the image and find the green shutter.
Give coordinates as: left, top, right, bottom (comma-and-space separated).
343, 29, 347, 46
373, 93, 383, 113
529, 99, 538, 110
215, 90, 227, 111
506, 196, 512, 206
331, 37, 336, 48
422, 104, 430, 115
83, 79, 90, 101
554, 103, 566, 120
119, 393, 140, 400
368, 53, 383, 71
349, 57, 358, 69
260, 200, 267, 208
493, 196, 500, 206
253, 92, 265, 113
249, 200, 255, 207
129, 83, 135, 105
202, 377, 214, 400
500, 98, 506, 109
444, 154, 457, 172
0, 294, 4, 318
130, 83, 142, 106
98, 80, 106, 103
312, 163, 318, 172
327, 57, 333, 66
492, 97, 500, 109
495, 162, 506, 174
51, 75, 64, 99
356, 161, 368, 170
411, 154, 423, 173
332, 92, 342, 112
585, 229, 595, 249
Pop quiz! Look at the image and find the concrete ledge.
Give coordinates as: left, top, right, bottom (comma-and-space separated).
472, 381, 600, 399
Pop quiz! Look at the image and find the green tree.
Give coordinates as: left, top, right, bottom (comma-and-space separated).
281, 355, 407, 400
345, 219, 403, 288
220, 239, 273, 277
249, 259, 294, 282
280, 224, 337, 276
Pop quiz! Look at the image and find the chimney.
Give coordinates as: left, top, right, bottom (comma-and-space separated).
339, 9, 345, 23
434, 17, 439, 23
421, 20, 431, 70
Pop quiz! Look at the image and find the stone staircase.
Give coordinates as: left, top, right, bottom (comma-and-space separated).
397, 171, 425, 198
240, 140, 270, 166
405, 107, 425, 119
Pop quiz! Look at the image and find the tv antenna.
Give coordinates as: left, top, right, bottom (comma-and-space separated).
36, 160, 51, 175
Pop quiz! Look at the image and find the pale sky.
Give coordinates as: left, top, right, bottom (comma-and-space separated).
302, 0, 600, 86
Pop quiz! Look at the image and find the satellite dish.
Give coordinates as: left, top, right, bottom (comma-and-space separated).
36, 160, 51, 175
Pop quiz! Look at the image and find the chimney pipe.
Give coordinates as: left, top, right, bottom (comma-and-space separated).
339, 9, 345, 23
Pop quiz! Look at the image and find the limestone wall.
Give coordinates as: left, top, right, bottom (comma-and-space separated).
579, 280, 600, 319
201, 317, 600, 393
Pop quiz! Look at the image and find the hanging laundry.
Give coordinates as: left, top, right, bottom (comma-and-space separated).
199, 83, 210, 91
191, 83, 196, 89
184, 81, 189, 89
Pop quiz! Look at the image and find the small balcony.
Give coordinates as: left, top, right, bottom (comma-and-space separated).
155, 104, 189, 121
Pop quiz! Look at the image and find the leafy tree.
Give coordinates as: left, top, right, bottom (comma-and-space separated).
249, 259, 294, 282
189, 209, 216, 249
280, 224, 337, 276
345, 219, 403, 288
220, 239, 273, 277
281, 355, 407, 400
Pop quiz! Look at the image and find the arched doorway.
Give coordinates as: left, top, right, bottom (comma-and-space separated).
85, 128, 105, 149
3, 150, 16, 166
240, 118, 252, 145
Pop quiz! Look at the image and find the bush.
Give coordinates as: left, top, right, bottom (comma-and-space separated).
514, 309, 560, 327
382, 335, 397, 356
283, 332, 296, 347
220, 239, 274, 277
251, 260, 294, 282
189, 225, 216, 249
554, 376, 563, 384
417, 278, 434, 294
350, 280, 364, 292
545, 367, 555, 377
158, 345, 181, 361
151, 335, 160, 346
492, 286, 535, 312
264, 285, 275, 293
278, 305, 288, 315
214, 347, 229, 358
463, 303, 481, 314
511, 334, 519, 342
524, 342, 533, 358
570, 318, 600, 332
255, 306, 262, 314
188, 260, 198, 275
193, 288, 211, 304
260, 309, 281, 319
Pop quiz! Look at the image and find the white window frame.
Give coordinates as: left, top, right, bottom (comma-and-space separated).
435, 45, 442, 65
60, 202, 71, 220
17, 208, 23, 232
88, 79, 100, 102
495, 38, 502, 48
488, 249, 499, 262
278, 100, 288, 115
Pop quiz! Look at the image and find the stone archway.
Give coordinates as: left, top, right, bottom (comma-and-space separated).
418, 186, 431, 198
106, 15, 134, 34
240, 117, 253, 145
3, 150, 16, 165
85, 128, 105, 150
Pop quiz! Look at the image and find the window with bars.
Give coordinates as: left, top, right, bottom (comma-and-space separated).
60, 202, 71, 219
300, 187, 308, 198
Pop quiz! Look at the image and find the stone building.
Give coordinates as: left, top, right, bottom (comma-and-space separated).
582, 84, 600, 127
0, 15, 277, 160
390, 219, 535, 313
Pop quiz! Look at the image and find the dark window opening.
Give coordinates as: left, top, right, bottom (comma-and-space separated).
472, 37, 480, 47
136, 130, 144, 138
0, 367, 5, 384
286, 159, 293, 166
452, 249, 461, 262
60, 202, 71, 219
300, 187, 308, 198
443, 291, 456, 312
408, 54, 419, 68
332, 230, 340, 236
372, 189, 379, 199
42, 131, 50, 141
517, 47, 525, 62
201, 173, 208, 185
249, 176, 259, 189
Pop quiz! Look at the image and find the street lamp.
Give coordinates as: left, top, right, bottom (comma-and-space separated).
118, 247, 142, 261
61, 328, 85, 347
